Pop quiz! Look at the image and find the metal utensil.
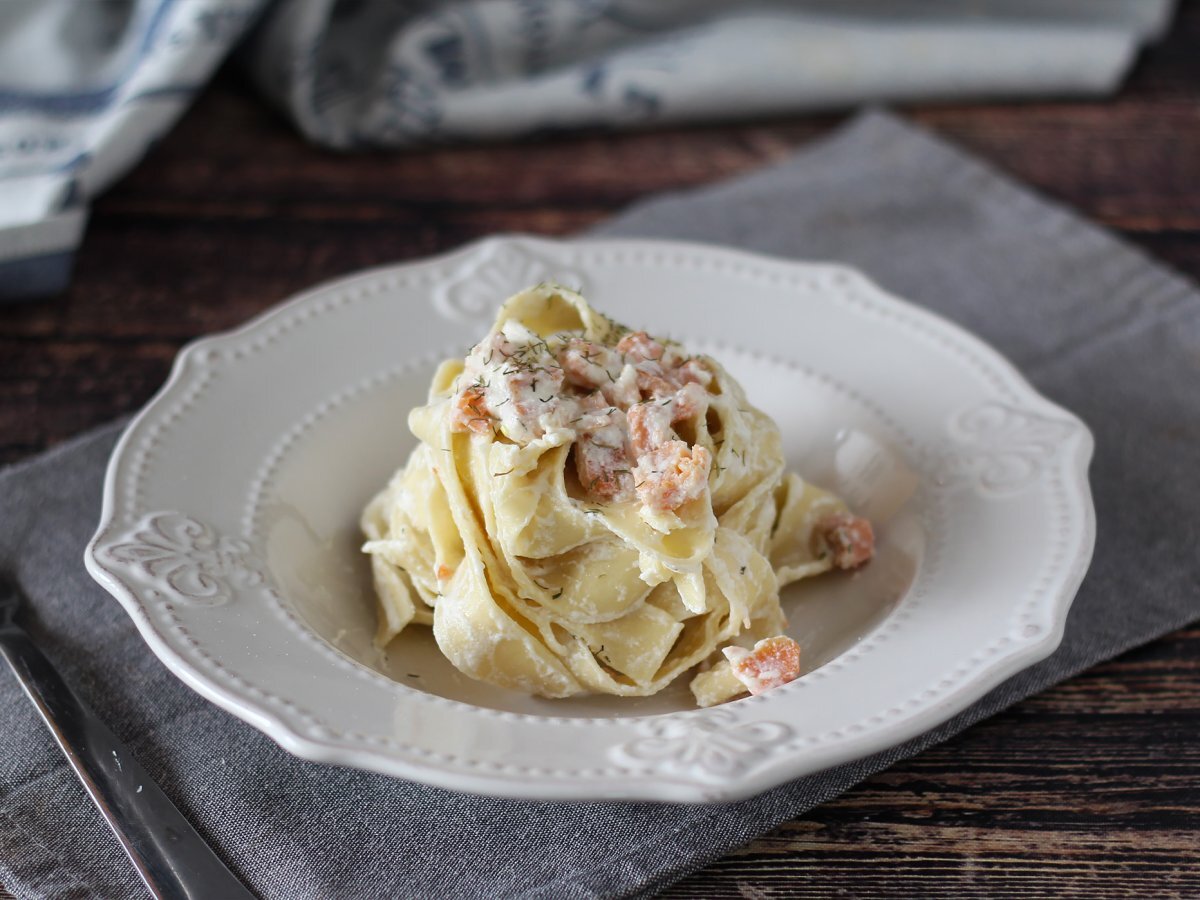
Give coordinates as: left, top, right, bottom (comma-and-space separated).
0, 575, 256, 900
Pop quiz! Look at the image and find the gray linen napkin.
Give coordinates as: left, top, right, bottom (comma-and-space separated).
2, 111, 1198, 899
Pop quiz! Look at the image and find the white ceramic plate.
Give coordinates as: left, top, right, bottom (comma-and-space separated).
85, 236, 1095, 803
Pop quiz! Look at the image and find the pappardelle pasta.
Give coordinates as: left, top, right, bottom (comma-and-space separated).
361, 284, 873, 707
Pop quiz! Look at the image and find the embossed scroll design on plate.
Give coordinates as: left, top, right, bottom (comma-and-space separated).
103, 512, 263, 607
434, 242, 584, 323
937, 402, 1081, 496
610, 709, 794, 785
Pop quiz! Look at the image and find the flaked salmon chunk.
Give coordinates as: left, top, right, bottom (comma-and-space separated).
815, 512, 875, 569
634, 442, 711, 512
450, 385, 492, 436
723, 636, 802, 695
574, 396, 633, 502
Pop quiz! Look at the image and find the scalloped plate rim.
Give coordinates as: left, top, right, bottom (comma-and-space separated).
84, 234, 1097, 803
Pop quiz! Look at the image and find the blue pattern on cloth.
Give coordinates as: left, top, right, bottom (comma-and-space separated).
0, 0, 266, 300
0, 0, 1178, 300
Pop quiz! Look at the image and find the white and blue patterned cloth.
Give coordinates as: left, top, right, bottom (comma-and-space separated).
0, 0, 1177, 300
0, 0, 265, 299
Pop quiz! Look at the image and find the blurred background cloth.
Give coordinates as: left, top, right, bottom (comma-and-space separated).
0, 0, 1178, 301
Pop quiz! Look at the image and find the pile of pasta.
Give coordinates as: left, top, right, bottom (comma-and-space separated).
362, 285, 870, 707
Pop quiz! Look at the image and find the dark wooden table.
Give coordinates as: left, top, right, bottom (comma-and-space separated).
3, 5, 1199, 898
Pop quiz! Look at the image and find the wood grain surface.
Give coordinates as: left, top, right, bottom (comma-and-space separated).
2, 4, 1198, 898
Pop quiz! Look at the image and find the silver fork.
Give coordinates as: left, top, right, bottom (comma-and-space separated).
0, 575, 257, 900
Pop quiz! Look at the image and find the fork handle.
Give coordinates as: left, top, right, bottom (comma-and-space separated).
0, 627, 256, 900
